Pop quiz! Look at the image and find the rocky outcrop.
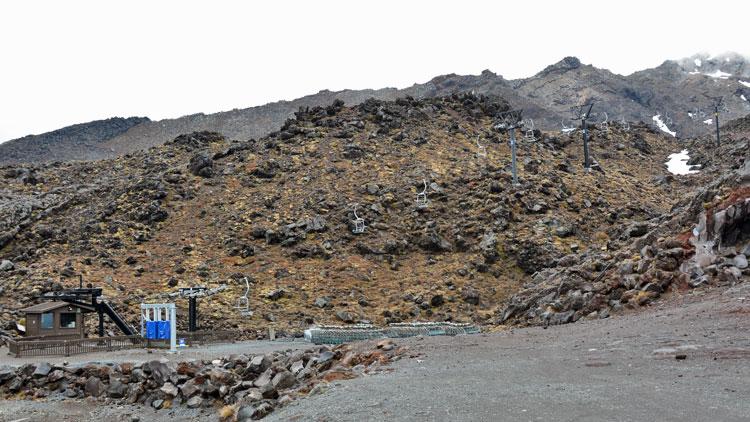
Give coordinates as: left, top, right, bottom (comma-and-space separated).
0, 341, 401, 420
500, 159, 750, 327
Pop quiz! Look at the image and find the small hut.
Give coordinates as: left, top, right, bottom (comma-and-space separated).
20, 301, 94, 339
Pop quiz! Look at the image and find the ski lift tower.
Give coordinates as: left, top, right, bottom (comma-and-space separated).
572, 103, 595, 172
493, 109, 524, 186
708, 96, 725, 147
178, 286, 207, 332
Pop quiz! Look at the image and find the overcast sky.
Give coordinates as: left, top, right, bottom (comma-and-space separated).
1, 0, 748, 143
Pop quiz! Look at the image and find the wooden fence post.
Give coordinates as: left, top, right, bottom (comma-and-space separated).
64, 340, 70, 357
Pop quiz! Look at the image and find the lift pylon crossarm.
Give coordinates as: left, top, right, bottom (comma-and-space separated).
494, 109, 524, 130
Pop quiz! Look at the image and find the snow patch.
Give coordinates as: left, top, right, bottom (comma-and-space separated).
704, 119, 713, 124
666, 150, 699, 175
694, 58, 702, 67
705, 69, 731, 79
740, 80, 750, 88
652, 115, 676, 137
742, 95, 748, 102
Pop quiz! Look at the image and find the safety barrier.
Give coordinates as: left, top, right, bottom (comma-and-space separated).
304, 322, 480, 345
6, 335, 145, 358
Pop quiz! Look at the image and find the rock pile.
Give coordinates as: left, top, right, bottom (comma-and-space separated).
0, 341, 401, 420
500, 159, 750, 326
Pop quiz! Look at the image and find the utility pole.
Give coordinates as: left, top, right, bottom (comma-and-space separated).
714, 101, 722, 147
572, 104, 594, 172
493, 109, 524, 186
509, 127, 518, 185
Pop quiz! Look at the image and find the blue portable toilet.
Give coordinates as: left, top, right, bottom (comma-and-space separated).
157, 320, 170, 339
146, 321, 158, 339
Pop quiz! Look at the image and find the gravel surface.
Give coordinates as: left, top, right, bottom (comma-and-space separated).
2, 284, 749, 422
270, 283, 750, 422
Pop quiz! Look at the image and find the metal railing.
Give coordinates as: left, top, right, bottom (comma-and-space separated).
5, 330, 238, 358
6, 335, 146, 358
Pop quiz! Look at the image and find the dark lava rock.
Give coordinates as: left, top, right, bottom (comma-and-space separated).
188, 153, 214, 177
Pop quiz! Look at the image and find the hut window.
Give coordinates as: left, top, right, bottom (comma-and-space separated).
60, 313, 76, 329
41, 313, 54, 329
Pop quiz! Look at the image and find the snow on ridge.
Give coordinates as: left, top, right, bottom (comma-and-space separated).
705, 69, 731, 79
694, 58, 702, 67
740, 80, 750, 87
652, 115, 676, 137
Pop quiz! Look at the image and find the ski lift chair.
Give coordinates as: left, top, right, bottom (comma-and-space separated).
475, 136, 487, 158
523, 119, 536, 141
597, 112, 609, 134
663, 112, 673, 126
561, 120, 576, 136
416, 179, 429, 209
235, 277, 252, 316
352, 205, 366, 234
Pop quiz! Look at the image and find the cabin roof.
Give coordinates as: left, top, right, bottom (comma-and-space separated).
20, 301, 95, 313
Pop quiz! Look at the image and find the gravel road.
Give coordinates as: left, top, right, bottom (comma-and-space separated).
2, 283, 749, 422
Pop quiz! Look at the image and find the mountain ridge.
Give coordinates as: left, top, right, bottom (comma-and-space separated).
2, 52, 749, 164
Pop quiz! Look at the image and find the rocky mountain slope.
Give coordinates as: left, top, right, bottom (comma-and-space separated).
0, 117, 149, 164
501, 112, 749, 326
3, 53, 749, 165
1, 93, 707, 338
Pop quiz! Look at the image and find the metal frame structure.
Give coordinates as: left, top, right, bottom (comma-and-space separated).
352, 204, 366, 234
494, 109, 524, 186
140, 303, 176, 352
416, 179, 429, 209
571, 103, 594, 172
39, 275, 136, 337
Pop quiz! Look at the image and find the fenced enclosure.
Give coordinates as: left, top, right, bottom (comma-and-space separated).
4, 329, 237, 358
6, 335, 146, 358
